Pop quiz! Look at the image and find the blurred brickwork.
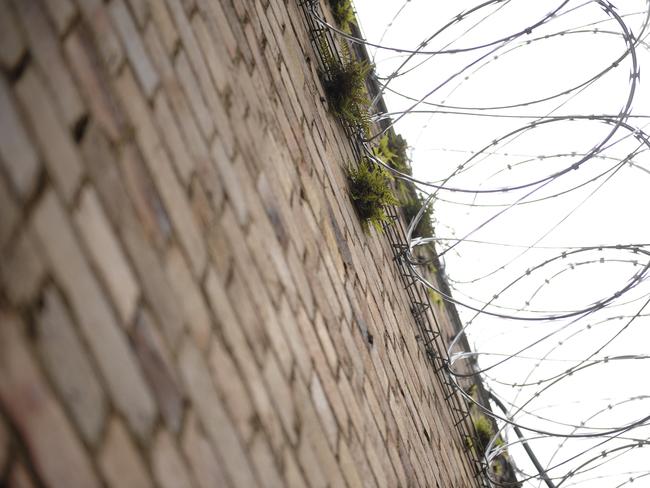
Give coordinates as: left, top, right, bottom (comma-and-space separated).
0, 0, 477, 486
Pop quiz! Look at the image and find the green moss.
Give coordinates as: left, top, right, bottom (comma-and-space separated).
347, 158, 399, 232
473, 415, 494, 458
321, 43, 372, 133
428, 288, 443, 307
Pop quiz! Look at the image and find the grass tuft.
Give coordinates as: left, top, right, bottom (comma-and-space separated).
347, 158, 399, 232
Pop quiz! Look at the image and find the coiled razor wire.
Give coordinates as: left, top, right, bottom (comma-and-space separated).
300, 0, 650, 486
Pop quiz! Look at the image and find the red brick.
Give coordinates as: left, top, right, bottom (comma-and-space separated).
99, 418, 153, 488
0, 312, 101, 488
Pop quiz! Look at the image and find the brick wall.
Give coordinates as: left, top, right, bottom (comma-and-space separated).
0, 0, 479, 486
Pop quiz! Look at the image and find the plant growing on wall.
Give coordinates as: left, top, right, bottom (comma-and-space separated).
321, 43, 372, 134
347, 158, 399, 232
328, 0, 357, 32
402, 195, 435, 238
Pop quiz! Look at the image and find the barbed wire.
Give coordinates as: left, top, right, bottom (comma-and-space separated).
310, 0, 650, 486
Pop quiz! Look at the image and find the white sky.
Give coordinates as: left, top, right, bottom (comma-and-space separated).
351, 1, 650, 486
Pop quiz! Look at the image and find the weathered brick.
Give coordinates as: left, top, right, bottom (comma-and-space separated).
164, 0, 227, 130
143, 23, 211, 165
191, 12, 230, 94
165, 246, 212, 350
263, 351, 298, 445
207, 337, 255, 443
309, 373, 338, 452
0, 312, 101, 488
212, 139, 248, 225
0, 2, 26, 70
283, 446, 309, 488
182, 412, 231, 488
79, 2, 125, 75
295, 433, 328, 488
195, 0, 238, 61
278, 299, 312, 383
0, 417, 9, 476
0, 77, 40, 201
11, 0, 85, 128
109, 0, 159, 98
314, 311, 339, 376
149, 0, 179, 53
152, 430, 196, 488
8, 460, 37, 488
293, 376, 347, 487
178, 338, 260, 488
249, 433, 284, 488
64, 25, 126, 143
133, 308, 185, 433
99, 418, 153, 488
34, 285, 107, 445
14, 68, 83, 204
115, 67, 207, 277
0, 227, 45, 305
75, 186, 140, 325
0, 174, 18, 251
41, 0, 77, 35
126, 0, 150, 27
153, 90, 195, 186
31, 189, 157, 441
118, 142, 173, 249
174, 49, 214, 140
338, 436, 364, 488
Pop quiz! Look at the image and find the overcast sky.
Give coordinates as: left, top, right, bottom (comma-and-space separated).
352, 1, 650, 486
